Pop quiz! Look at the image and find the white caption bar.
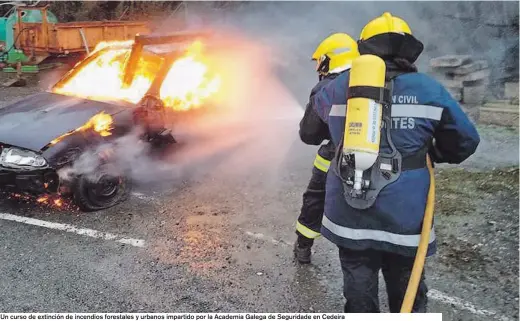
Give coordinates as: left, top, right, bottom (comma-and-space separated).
0, 313, 443, 320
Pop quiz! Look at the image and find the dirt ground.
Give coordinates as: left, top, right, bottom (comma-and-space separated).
431, 166, 519, 316
0, 69, 518, 318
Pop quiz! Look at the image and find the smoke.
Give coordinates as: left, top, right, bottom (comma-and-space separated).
56, 22, 304, 190
176, 1, 518, 103
57, 129, 180, 187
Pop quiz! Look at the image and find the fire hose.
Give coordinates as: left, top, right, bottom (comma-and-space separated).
400, 154, 435, 312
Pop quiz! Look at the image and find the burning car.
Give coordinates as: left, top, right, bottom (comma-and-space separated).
0, 31, 222, 211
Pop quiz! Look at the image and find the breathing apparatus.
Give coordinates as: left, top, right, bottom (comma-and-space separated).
332, 53, 401, 210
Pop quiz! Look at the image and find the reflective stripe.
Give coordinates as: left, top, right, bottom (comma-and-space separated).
329, 104, 443, 121
330, 104, 346, 117
313, 153, 331, 172
322, 216, 436, 247
392, 104, 443, 121
296, 221, 321, 239
329, 65, 351, 74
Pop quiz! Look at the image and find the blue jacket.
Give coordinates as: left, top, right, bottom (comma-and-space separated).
299, 73, 341, 146
311, 70, 480, 257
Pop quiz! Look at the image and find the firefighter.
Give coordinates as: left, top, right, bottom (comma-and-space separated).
294, 33, 360, 264
307, 12, 480, 312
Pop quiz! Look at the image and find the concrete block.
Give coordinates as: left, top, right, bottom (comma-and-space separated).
440, 79, 464, 89
430, 55, 473, 69
430, 66, 459, 75
429, 70, 454, 80
463, 84, 487, 105
504, 82, 519, 100
485, 99, 513, 105
463, 77, 490, 88
452, 60, 489, 75
461, 105, 480, 123
454, 69, 491, 82
447, 87, 462, 101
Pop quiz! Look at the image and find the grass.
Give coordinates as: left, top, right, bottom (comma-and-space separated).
435, 166, 519, 216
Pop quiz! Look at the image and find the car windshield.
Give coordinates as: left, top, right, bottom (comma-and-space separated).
51, 40, 222, 112
52, 47, 165, 105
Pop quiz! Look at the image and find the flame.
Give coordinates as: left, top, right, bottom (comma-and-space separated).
52, 39, 221, 112
53, 47, 153, 104
86, 112, 113, 137
160, 57, 221, 111
92, 40, 134, 53
50, 112, 114, 146
7, 193, 73, 211
159, 40, 221, 111
37, 196, 49, 203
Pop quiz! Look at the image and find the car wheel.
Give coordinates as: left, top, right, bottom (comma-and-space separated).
73, 164, 131, 212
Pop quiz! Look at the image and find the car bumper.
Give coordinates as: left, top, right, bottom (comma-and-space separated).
0, 167, 59, 194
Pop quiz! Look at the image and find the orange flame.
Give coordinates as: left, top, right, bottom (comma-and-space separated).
7, 193, 73, 211
92, 40, 134, 53
53, 47, 152, 104
85, 112, 113, 137
160, 59, 221, 110
37, 196, 49, 203
50, 112, 113, 146
52, 40, 221, 112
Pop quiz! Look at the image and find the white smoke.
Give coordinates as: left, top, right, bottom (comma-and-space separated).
57, 128, 181, 186
55, 23, 304, 190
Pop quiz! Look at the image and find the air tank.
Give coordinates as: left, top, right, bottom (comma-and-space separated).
343, 54, 386, 192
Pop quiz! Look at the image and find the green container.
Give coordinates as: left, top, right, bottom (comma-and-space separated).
1, 8, 58, 56
0, 17, 7, 44
1, 8, 59, 69
6, 9, 58, 24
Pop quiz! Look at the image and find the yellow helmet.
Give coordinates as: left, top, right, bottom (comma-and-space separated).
311, 33, 359, 76
359, 12, 412, 41
357, 12, 423, 64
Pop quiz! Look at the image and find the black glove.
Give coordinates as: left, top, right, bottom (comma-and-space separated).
428, 139, 443, 165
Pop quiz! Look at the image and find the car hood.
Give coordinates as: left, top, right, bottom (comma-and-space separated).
0, 92, 131, 152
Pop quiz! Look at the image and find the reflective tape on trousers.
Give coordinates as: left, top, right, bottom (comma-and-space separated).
322, 216, 436, 247
296, 221, 321, 239
313, 154, 331, 172
330, 104, 444, 121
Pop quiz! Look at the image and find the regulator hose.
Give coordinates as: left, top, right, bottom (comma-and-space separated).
400, 154, 435, 313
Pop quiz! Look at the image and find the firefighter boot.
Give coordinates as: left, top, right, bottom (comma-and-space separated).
294, 234, 314, 264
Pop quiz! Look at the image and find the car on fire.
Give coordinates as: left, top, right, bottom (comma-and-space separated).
0, 31, 221, 211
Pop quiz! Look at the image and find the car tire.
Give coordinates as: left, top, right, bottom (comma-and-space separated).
73, 163, 131, 212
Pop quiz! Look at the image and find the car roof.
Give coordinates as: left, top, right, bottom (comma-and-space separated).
50, 31, 215, 105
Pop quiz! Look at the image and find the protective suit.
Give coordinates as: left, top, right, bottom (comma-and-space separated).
294, 33, 360, 264
309, 13, 480, 312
